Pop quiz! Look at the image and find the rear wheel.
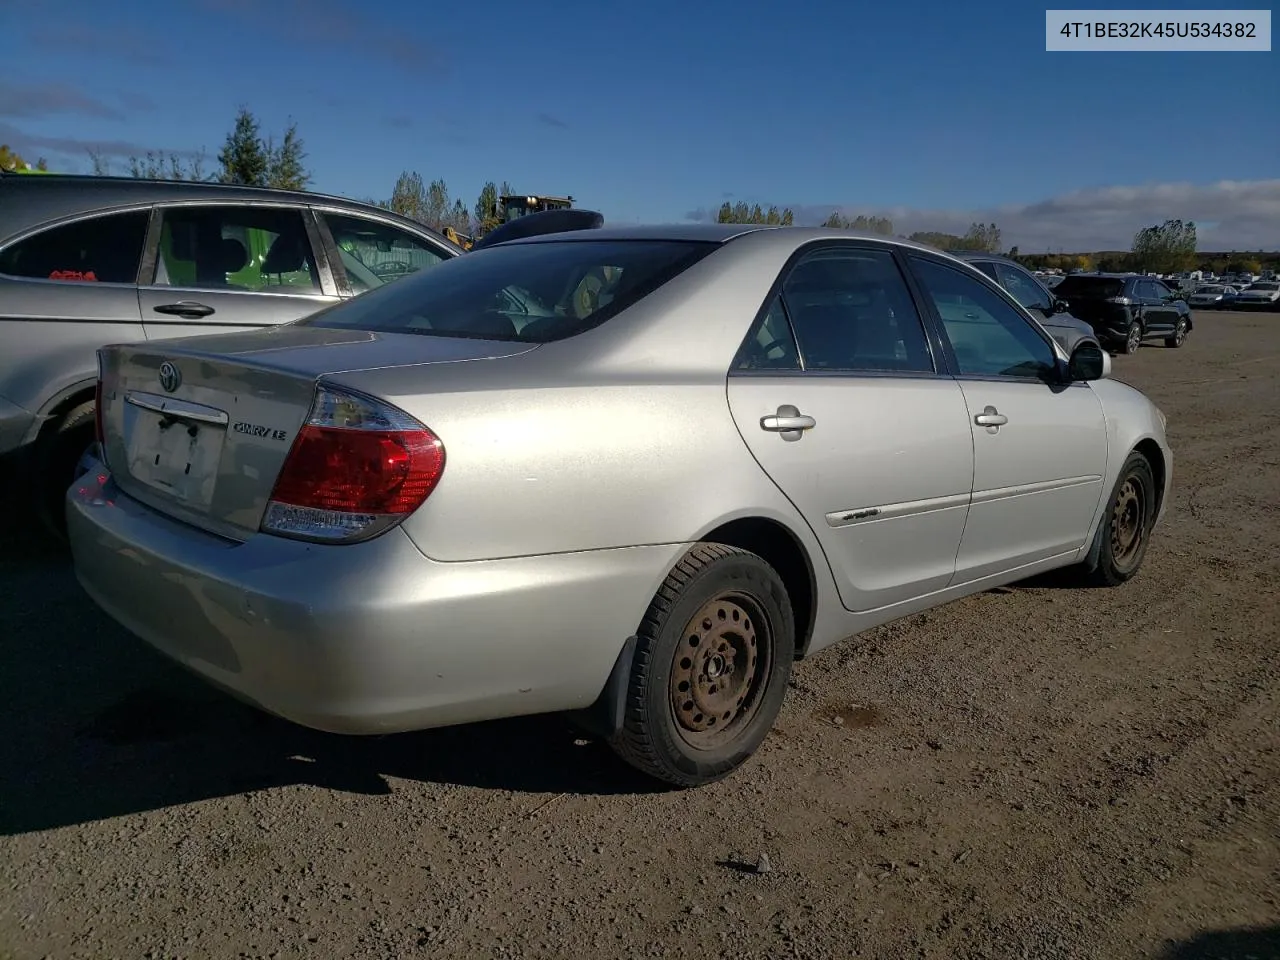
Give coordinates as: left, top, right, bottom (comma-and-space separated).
33, 400, 96, 541
1083, 451, 1156, 587
608, 543, 794, 788
1122, 321, 1143, 354
1165, 317, 1189, 347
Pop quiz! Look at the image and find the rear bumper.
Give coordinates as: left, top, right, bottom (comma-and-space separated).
67, 466, 682, 735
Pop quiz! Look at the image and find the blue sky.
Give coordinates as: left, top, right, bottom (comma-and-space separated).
1, 0, 1276, 249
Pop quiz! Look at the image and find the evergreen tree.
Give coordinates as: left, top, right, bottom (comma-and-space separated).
217, 107, 269, 186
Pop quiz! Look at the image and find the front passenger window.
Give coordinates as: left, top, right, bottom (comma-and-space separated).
322, 213, 447, 294
910, 257, 1057, 381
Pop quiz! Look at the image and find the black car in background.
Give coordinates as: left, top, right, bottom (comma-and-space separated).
953, 252, 1102, 362
1051, 273, 1193, 354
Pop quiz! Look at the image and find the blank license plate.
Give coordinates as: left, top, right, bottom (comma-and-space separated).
127, 414, 226, 509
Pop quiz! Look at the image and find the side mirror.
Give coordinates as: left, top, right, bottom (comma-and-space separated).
1068, 341, 1109, 382
1051, 298, 1068, 314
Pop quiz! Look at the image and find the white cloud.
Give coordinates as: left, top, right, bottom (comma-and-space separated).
687, 179, 1280, 252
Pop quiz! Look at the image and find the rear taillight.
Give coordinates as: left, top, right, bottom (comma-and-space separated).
262, 384, 445, 543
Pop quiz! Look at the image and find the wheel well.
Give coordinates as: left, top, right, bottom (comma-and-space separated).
1134, 438, 1166, 514
702, 517, 816, 659
36, 386, 96, 442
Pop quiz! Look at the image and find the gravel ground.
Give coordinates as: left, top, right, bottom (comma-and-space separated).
2, 310, 1277, 960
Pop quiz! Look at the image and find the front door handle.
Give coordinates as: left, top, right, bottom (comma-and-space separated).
153, 301, 215, 319
974, 405, 1008, 428
760, 404, 815, 441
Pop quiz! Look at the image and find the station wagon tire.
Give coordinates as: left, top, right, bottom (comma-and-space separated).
1084, 451, 1156, 587
608, 543, 795, 788
1165, 317, 1189, 348
1122, 321, 1143, 354
33, 400, 96, 541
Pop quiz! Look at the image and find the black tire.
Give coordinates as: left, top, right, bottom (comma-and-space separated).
1083, 451, 1156, 587
608, 543, 795, 788
1165, 317, 1189, 348
1121, 320, 1143, 355
33, 400, 96, 541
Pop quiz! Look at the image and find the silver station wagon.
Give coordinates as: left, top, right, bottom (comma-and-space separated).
68, 224, 1172, 788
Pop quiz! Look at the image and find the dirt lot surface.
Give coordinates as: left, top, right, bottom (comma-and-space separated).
2, 311, 1278, 960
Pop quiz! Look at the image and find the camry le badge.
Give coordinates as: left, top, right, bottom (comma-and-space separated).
158, 361, 181, 393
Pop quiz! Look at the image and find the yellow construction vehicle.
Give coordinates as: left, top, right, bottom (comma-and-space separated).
442, 225, 473, 250
496, 194, 574, 225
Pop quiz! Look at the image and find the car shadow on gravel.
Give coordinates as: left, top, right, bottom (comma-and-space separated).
0, 510, 664, 837
1156, 925, 1280, 960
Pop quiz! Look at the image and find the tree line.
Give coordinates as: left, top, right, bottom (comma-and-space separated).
716, 202, 1005, 254
11, 118, 1277, 271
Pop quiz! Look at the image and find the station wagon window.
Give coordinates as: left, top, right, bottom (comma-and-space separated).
151, 206, 320, 293
995, 262, 1052, 312
910, 257, 1057, 382
971, 260, 999, 281
763, 247, 934, 374
321, 213, 448, 294
0, 210, 149, 284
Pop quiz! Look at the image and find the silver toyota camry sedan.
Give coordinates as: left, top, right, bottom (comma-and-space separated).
67, 224, 1173, 788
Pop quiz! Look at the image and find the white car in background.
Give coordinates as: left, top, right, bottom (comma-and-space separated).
1234, 281, 1280, 309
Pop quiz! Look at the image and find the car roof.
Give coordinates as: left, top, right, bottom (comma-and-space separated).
950, 250, 1017, 264
0, 173, 457, 247
502, 222, 963, 258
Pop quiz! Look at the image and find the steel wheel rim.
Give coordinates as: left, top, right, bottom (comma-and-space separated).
1110, 477, 1146, 567
668, 594, 773, 751
1127, 325, 1142, 352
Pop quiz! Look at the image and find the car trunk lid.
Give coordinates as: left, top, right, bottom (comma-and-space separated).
97, 325, 536, 540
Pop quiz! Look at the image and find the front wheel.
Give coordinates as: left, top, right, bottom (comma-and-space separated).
1165, 317, 1189, 348
1084, 451, 1156, 587
608, 543, 795, 788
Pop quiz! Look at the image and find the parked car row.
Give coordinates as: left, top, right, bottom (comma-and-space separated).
4, 173, 1175, 789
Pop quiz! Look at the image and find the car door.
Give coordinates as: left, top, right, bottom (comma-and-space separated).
136, 203, 340, 340
906, 254, 1109, 582
726, 242, 975, 613
312, 209, 454, 296
1137, 278, 1177, 334
0, 208, 149, 443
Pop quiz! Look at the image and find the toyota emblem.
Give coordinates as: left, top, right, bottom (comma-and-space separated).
158, 361, 181, 393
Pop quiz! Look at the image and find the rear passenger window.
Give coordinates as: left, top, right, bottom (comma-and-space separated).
734, 296, 802, 371
781, 247, 934, 373
0, 210, 149, 284
152, 205, 320, 293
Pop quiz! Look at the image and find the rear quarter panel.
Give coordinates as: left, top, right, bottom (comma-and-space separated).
343, 364, 811, 564
0, 277, 146, 447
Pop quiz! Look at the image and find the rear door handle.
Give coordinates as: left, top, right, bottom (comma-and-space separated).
153, 301, 215, 319
974, 405, 1008, 428
760, 404, 815, 441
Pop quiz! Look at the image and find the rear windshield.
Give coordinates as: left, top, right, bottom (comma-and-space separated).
299, 239, 718, 342
1247, 282, 1278, 290
1053, 276, 1126, 299
1194, 285, 1225, 293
